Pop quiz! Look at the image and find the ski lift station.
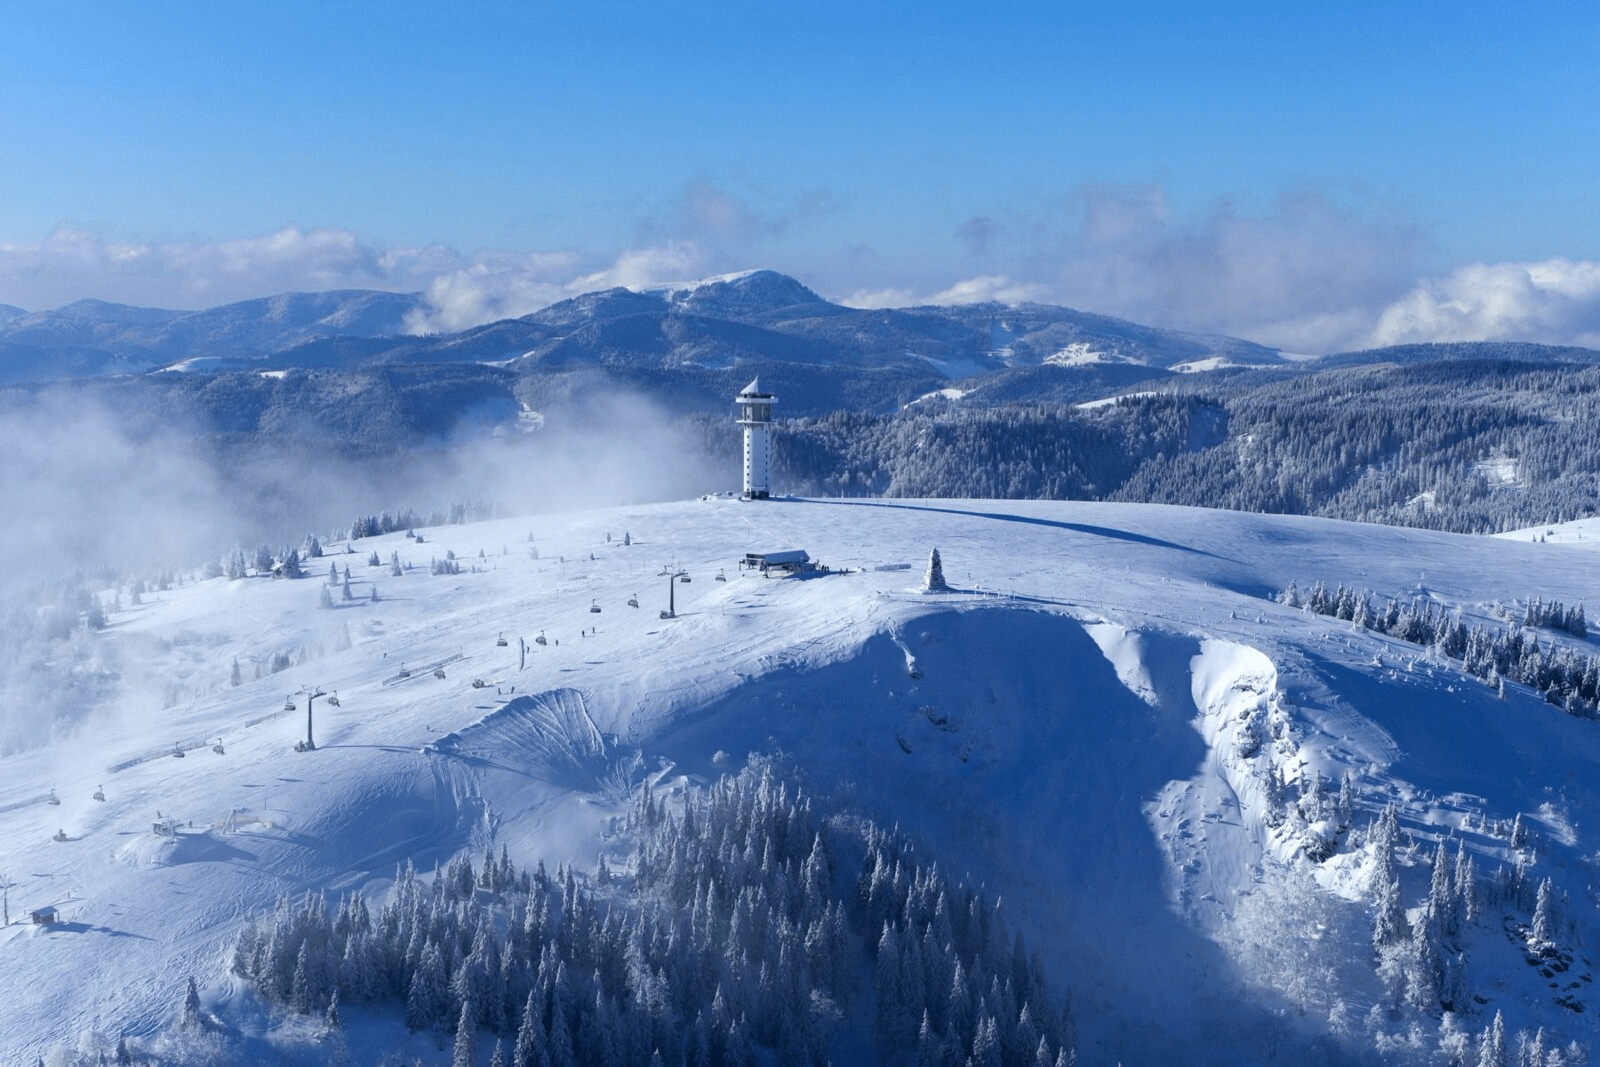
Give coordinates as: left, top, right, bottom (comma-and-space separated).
742, 549, 812, 576
31, 906, 58, 925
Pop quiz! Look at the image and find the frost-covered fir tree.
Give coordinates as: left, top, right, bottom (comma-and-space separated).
180, 976, 202, 1029
1370, 807, 1408, 949
1531, 877, 1556, 951
1477, 1009, 1507, 1067
922, 547, 948, 593
453, 997, 477, 1067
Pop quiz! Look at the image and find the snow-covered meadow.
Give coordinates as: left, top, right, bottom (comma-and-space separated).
4, 496, 1600, 1065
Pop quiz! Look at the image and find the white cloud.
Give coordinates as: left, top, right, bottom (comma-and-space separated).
925, 275, 1050, 307
1042, 184, 1426, 351
0, 225, 452, 310
1365, 258, 1600, 350
837, 286, 917, 310
404, 242, 708, 334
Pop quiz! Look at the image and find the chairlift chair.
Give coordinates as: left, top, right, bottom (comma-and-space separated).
47, 790, 60, 805
433, 668, 447, 680
679, 573, 691, 583
590, 599, 602, 613
327, 693, 340, 707
497, 632, 509, 647
398, 665, 411, 678
93, 786, 106, 802
715, 568, 726, 582
212, 739, 225, 755
628, 594, 639, 608
535, 631, 547, 646
284, 696, 296, 711
172, 746, 185, 758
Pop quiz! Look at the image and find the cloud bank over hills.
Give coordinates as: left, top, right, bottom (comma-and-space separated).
4, 197, 1600, 356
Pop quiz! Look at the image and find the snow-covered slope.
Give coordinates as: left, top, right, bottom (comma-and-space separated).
4, 499, 1600, 1064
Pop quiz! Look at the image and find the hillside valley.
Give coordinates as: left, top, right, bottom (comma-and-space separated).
4, 499, 1600, 1065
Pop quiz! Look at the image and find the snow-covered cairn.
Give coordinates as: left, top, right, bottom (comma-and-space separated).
922, 547, 949, 593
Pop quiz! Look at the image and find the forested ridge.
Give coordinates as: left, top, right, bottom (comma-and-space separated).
690, 358, 1600, 534
129, 762, 1077, 1066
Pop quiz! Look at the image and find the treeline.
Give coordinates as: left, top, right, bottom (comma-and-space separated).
223, 762, 1076, 1067
349, 502, 497, 540
1118, 360, 1600, 533
686, 358, 1600, 535
1283, 581, 1598, 716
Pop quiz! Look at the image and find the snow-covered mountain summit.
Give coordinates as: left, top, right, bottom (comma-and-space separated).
4, 498, 1600, 1064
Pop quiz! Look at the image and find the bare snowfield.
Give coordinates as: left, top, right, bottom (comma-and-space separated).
4, 497, 1600, 1065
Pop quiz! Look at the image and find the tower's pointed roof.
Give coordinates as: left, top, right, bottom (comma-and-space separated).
740, 376, 762, 396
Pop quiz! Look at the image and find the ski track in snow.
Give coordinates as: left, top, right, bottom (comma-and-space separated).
6, 497, 1600, 1063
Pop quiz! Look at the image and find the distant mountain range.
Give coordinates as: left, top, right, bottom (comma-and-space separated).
0, 270, 1285, 385
0, 290, 426, 382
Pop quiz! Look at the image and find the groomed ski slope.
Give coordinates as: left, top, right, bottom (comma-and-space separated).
4, 496, 1600, 1064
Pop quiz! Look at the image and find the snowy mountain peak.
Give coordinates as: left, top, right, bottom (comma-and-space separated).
661, 268, 831, 318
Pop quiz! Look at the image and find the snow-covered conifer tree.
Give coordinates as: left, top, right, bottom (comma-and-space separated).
1371, 809, 1408, 949
180, 976, 202, 1029
453, 997, 477, 1067
1531, 877, 1555, 950
1477, 1010, 1506, 1067
408, 941, 447, 1030
512, 989, 548, 1067
923, 548, 949, 592
1430, 840, 1458, 936
290, 941, 313, 1014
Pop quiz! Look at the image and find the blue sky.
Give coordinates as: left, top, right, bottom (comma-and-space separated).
2, 1, 1597, 351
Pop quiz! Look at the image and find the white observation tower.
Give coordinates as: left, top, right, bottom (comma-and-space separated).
736, 377, 776, 500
